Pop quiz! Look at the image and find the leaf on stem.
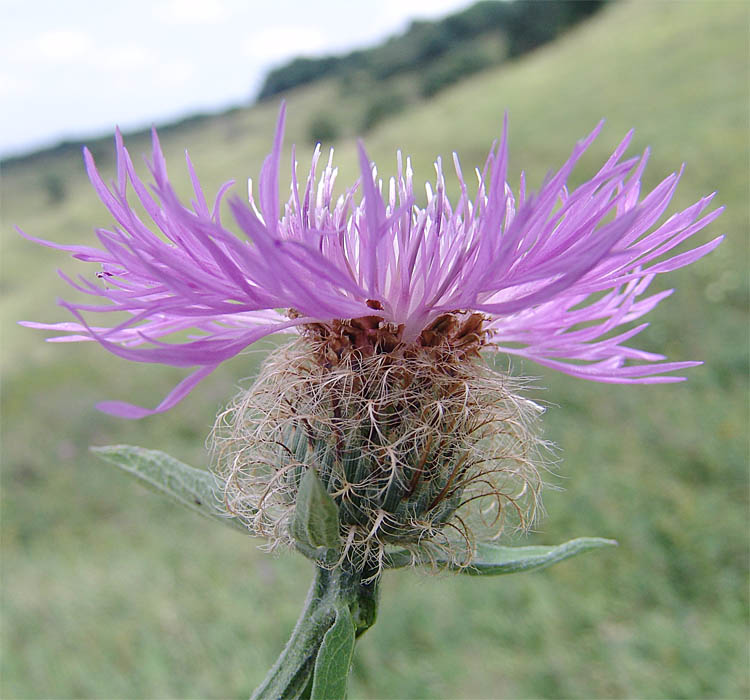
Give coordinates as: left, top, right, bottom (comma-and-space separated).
385, 537, 617, 574
311, 604, 356, 700
91, 444, 246, 533
459, 537, 618, 575
291, 468, 341, 550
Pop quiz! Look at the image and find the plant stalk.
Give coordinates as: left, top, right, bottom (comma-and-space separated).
251, 562, 380, 700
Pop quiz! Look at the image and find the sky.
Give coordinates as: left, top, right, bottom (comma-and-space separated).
0, 0, 474, 158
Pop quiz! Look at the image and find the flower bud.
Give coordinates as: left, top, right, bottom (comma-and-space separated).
212, 312, 546, 572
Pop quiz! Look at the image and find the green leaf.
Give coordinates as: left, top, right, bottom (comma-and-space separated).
91, 444, 246, 533
311, 604, 356, 700
456, 537, 618, 576
291, 468, 341, 550
384, 537, 617, 573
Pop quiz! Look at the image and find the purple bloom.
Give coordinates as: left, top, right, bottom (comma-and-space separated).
21, 104, 723, 418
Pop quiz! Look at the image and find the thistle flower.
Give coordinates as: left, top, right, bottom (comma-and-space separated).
21, 104, 722, 416
22, 104, 722, 570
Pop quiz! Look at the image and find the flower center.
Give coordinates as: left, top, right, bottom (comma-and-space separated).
298, 309, 488, 368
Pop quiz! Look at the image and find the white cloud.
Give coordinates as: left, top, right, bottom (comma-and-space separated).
153, 0, 232, 25
155, 60, 192, 86
242, 25, 327, 63
0, 71, 28, 99
97, 44, 155, 72
13, 28, 94, 63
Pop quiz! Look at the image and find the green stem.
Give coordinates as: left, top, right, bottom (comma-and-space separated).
251, 563, 380, 700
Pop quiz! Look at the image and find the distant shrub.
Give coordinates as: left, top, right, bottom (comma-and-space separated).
502, 1, 606, 57
41, 173, 66, 205
361, 93, 407, 132
368, 21, 448, 81
420, 47, 495, 98
308, 114, 339, 144
258, 56, 340, 100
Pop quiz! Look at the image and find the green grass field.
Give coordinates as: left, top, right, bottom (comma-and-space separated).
2, 1, 748, 698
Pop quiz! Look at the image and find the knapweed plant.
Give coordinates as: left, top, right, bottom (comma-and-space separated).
22, 104, 723, 698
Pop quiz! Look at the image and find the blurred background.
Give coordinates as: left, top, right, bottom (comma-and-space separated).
2, 1, 748, 698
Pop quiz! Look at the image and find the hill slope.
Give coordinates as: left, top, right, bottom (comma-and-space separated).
2, 2, 747, 698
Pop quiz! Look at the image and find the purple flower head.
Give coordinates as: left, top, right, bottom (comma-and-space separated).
21, 104, 723, 418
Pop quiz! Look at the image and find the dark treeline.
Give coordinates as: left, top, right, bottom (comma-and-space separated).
258, 1, 607, 101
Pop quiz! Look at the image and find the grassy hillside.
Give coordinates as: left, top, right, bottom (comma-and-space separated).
2, 1, 748, 698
